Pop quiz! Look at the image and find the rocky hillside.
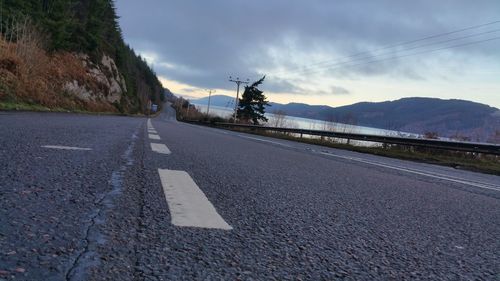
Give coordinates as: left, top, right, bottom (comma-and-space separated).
0, 0, 165, 114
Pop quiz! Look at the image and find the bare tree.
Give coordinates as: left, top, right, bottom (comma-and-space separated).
423, 131, 439, 139
450, 131, 471, 142
1, 16, 47, 75
270, 110, 287, 127
487, 130, 500, 144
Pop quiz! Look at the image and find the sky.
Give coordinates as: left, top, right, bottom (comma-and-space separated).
115, 0, 500, 108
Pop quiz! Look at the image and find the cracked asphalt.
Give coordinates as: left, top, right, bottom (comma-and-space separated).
0, 110, 499, 280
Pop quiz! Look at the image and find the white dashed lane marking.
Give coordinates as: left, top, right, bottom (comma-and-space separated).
149, 134, 161, 140
151, 143, 171, 154
41, 145, 92, 151
158, 169, 232, 230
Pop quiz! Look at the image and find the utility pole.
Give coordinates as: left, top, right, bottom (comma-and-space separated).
229, 76, 249, 123
206, 89, 216, 116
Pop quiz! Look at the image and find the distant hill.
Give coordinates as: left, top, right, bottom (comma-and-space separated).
191, 95, 500, 142
316, 98, 500, 142
192, 95, 236, 107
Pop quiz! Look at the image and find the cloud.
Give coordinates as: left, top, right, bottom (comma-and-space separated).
180, 88, 199, 93
330, 86, 350, 95
176, 94, 200, 100
115, 0, 500, 104
294, 85, 351, 96
264, 78, 303, 94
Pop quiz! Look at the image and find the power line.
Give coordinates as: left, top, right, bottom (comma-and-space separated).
284, 28, 500, 77
272, 20, 500, 76
295, 36, 500, 76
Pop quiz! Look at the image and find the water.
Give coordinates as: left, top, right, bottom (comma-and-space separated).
193, 103, 419, 146
196, 104, 235, 118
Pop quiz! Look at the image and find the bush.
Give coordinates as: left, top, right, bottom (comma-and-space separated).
208, 116, 227, 124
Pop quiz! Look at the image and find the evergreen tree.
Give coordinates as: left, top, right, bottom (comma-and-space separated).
237, 76, 269, 125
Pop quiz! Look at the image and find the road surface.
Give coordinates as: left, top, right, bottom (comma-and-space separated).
0, 108, 499, 280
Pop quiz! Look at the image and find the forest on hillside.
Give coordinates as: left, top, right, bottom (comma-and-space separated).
0, 0, 164, 113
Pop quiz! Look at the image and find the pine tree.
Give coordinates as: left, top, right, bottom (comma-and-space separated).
237, 76, 269, 125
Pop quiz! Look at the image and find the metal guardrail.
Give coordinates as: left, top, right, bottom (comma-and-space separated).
215, 123, 500, 155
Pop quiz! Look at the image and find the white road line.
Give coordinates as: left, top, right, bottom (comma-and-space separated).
319, 152, 500, 191
151, 143, 171, 154
147, 118, 153, 129
149, 134, 161, 140
158, 169, 232, 230
351, 156, 500, 189
41, 145, 92, 151
239, 135, 293, 148
148, 129, 157, 134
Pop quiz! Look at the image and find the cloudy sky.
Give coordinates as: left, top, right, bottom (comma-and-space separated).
115, 1, 500, 108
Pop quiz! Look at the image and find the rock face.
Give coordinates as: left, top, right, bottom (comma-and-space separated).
100, 55, 127, 103
62, 80, 93, 101
63, 54, 127, 104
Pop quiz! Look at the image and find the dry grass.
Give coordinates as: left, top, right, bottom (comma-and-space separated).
245, 129, 500, 175
0, 21, 117, 113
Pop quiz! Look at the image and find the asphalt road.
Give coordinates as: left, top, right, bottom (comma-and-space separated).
0, 108, 499, 281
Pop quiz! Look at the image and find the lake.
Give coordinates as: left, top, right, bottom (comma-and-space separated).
193, 103, 419, 146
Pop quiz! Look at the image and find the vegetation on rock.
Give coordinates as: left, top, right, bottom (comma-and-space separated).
0, 0, 165, 113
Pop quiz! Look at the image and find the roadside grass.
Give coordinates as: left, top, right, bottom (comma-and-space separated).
244, 129, 500, 176
0, 101, 52, 111
0, 101, 130, 116
0, 101, 165, 118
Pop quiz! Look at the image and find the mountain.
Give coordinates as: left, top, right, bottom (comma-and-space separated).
0, 0, 165, 114
269, 102, 331, 119
191, 95, 235, 107
192, 95, 500, 142
316, 98, 500, 142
